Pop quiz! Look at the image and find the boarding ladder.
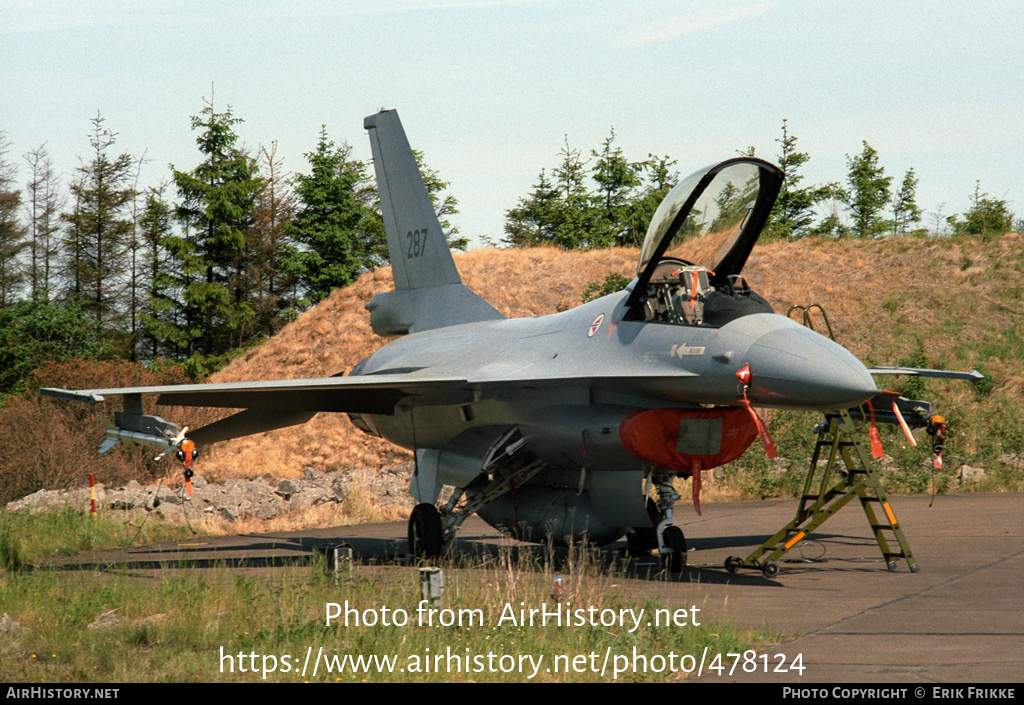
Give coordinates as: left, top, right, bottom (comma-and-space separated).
725, 408, 918, 578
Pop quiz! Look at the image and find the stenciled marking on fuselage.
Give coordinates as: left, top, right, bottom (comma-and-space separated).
588, 314, 605, 338
671, 343, 706, 358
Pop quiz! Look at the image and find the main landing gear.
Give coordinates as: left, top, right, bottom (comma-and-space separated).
408, 503, 443, 557
406, 427, 549, 559
661, 524, 687, 573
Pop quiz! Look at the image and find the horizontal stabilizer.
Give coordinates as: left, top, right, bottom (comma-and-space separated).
366, 284, 504, 336
869, 366, 985, 382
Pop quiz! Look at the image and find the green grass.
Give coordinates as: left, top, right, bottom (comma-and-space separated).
0, 507, 202, 567
0, 539, 778, 683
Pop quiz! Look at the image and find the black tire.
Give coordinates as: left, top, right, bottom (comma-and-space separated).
662, 525, 687, 574
408, 503, 443, 557
627, 527, 657, 556
724, 556, 743, 573
762, 561, 780, 578
628, 497, 663, 556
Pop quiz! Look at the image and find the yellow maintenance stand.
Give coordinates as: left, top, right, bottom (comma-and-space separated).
724, 407, 919, 578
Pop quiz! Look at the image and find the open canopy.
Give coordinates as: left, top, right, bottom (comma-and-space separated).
635, 157, 784, 289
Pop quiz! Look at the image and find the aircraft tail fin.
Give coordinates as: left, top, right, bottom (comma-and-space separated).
364, 109, 504, 335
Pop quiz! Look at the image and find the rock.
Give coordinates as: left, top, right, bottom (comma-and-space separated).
876, 455, 899, 476
277, 479, 300, 497
999, 453, 1022, 468
134, 613, 168, 627
301, 466, 319, 479
152, 502, 186, 521
5, 462, 415, 523
88, 610, 123, 630
0, 613, 28, 634
956, 465, 986, 483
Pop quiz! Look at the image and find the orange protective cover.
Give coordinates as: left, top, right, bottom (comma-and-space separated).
619, 407, 757, 476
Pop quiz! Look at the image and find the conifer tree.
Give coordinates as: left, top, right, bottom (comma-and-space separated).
503, 169, 561, 247
591, 129, 642, 246
891, 168, 922, 236
0, 133, 28, 306
844, 141, 892, 238
763, 120, 831, 241
23, 145, 63, 299
60, 114, 135, 326
946, 181, 1014, 240
246, 142, 297, 331
168, 101, 262, 361
137, 185, 176, 360
505, 134, 677, 250
288, 127, 375, 305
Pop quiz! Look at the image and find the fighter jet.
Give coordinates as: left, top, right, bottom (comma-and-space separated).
40, 110, 891, 571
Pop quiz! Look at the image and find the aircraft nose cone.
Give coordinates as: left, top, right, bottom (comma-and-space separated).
741, 324, 879, 410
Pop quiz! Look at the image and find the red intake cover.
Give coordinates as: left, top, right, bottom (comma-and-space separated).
619, 407, 758, 476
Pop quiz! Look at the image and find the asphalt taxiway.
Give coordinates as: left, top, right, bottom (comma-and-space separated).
40, 491, 1024, 683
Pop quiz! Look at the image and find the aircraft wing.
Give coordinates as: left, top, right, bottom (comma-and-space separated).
39, 374, 470, 415
39, 367, 698, 413
39, 374, 470, 450
39, 369, 698, 449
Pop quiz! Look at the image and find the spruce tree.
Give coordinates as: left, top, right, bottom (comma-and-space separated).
0, 133, 27, 306
763, 120, 831, 241
504, 136, 678, 250
168, 101, 262, 362
137, 185, 177, 360
288, 127, 375, 305
23, 145, 63, 299
504, 169, 561, 247
591, 129, 642, 246
844, 141, 892, 238
891, 168, 922, 236
60, 114, 135, 327
246, 142, 297, 331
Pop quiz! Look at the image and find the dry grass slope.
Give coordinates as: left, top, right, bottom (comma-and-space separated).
199, 235, 1024, 487
7, 235, 1022, 509
200, 247, 640, 479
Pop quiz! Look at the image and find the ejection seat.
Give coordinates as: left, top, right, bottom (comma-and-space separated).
647, 261, 711, 325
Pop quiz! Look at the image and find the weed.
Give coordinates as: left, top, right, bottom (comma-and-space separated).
581, 273, 630, 303
0, 516, 25, 573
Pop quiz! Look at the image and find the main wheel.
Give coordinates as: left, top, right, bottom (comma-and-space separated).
408, 503, 443, 557
661, 525, 687, 574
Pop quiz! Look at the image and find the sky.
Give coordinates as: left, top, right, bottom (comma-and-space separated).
3, 0, 1023, 246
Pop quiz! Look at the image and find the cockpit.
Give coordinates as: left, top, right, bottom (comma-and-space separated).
625, 158, 784, 328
